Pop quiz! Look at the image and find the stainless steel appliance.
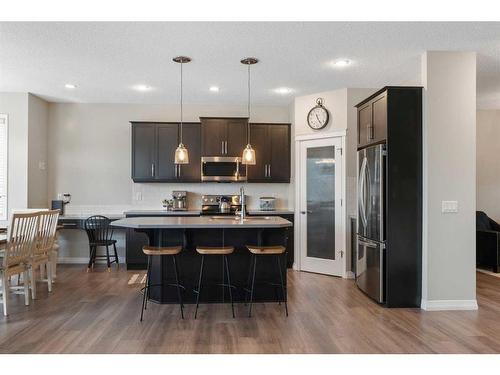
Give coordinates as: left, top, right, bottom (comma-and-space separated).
356, 143, 386, 303
172, 191, 187, 211
201, 156, 247, 182
201, 194, 245, 216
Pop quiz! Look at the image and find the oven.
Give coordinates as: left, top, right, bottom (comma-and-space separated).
201, 156, 247, 182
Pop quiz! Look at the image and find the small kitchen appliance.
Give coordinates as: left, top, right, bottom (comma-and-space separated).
51, 193, 71, 215
259, 196, 276, 211
172, 191, 188, 211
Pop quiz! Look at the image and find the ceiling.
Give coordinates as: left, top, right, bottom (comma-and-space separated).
1, 22, 500, 108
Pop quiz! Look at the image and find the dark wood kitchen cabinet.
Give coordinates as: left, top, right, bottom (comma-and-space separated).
247, 123, 291, 183
131, 124, 156, 180
357, 91, 388, 148
200, 117, 248, 157
131, 121, 201, 182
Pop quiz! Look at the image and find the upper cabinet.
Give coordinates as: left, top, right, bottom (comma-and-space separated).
131, 122, 201, 183
131, 119, 291, 184
247, 123, 291, 183
357, 91, 387, 149
200, 117, 248, 157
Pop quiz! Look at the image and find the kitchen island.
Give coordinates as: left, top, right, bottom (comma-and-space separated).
111, 216, 292, 304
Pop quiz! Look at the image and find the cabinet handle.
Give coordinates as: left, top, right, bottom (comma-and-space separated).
268, 164, 271, 178
264, 164, 268, 177
366, 124, 374, 141
177, 164, 181, 178
151, 163, 155, 177
225, 141, 228, 155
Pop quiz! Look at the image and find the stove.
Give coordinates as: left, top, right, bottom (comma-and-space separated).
201, 194, 245, 216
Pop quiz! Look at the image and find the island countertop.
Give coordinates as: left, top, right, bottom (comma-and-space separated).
111, 215, 292, 229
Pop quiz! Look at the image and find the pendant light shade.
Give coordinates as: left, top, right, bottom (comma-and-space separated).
241, 57, 258, 165
175, 143, 189, 164
242, 144, 256, 165
173, 56, 191, 164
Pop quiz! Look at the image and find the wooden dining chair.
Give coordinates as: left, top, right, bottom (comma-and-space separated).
1, 212, 40, 316
28, 210, 59, 299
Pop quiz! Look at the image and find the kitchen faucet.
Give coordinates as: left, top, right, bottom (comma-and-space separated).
238, 186, 246, 219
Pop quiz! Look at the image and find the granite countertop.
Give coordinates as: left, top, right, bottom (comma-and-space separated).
111, 216, 292, 229
248, 209, 294, 215
124, 209, 294, 216
59, 214, 125, 220
123, 210, 201, 216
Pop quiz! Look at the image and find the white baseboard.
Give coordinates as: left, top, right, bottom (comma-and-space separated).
345, 271, 355, 279
420, 299, 478, 311
57, 257, 126, 264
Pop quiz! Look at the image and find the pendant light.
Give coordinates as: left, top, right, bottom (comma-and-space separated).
241, 57, 258, 165
173, 56, 191, 164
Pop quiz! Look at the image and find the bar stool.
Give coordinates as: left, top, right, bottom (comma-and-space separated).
245, 245, 288, 317
140, 245, 184, 321
194, 246, 235, 319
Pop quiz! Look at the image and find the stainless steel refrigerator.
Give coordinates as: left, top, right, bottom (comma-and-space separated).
356, 143, 386, 303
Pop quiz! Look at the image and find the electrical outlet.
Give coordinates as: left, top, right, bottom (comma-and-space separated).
135, 192, 143, 201
38, 161, 46, 170
442, 200, 458, 213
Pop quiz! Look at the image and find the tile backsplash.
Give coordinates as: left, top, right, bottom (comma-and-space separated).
64, 182, 293, 216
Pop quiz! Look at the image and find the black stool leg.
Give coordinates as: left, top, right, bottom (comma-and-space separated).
221, 255, 225, 303
244, 254, 254, 305
144, 255, 152, 311
224, 255, 235, 318
140, 255, 151, 322
105, 245, 111, 272
248, 254, 257, 318
277, 254, 288, 317
113, 243, 119, 267
172, 255, 184, 319
194, 255, 205, 319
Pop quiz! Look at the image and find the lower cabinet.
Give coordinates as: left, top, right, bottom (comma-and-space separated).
125, 213, 295, 269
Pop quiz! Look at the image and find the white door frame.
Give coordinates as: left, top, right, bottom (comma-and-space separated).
0, 114, 8, 222
294, 131, 347, 278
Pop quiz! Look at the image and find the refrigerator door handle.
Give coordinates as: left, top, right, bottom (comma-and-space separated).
358, 237, 377, 248
358, 156, 368, 229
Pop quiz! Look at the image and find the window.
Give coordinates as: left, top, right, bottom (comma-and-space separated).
0, 114, 7, 221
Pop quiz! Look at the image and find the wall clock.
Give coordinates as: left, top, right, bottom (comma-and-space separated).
307, 98, 330, 130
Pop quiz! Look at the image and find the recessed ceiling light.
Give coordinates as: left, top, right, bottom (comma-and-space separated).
133, 84, 152, 92
209, 86, 220, 92
64, 83, 76, 89
274, 87, 293, 95
332, 59, 352, 68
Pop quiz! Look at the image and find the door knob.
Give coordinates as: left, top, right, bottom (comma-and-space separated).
300, 210, 312, 214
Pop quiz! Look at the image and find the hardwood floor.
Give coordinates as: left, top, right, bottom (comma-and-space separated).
1, 265, 500, 354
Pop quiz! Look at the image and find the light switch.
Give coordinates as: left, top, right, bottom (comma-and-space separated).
38, 161, 46, 170
442, 200, 458, 213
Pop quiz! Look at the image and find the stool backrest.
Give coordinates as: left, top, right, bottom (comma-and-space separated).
4, 212, 40, 267
36, 210, 60, 256
84, 215, 113, 244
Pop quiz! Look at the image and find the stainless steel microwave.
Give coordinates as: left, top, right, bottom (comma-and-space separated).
201, 156, 247, 182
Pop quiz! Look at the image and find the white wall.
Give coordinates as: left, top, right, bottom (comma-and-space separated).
47, 103, 292, 214
0, 92, 29, 224
477, 110, 500, 222
421, 51, 477, 310
27, 94, 49, 208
